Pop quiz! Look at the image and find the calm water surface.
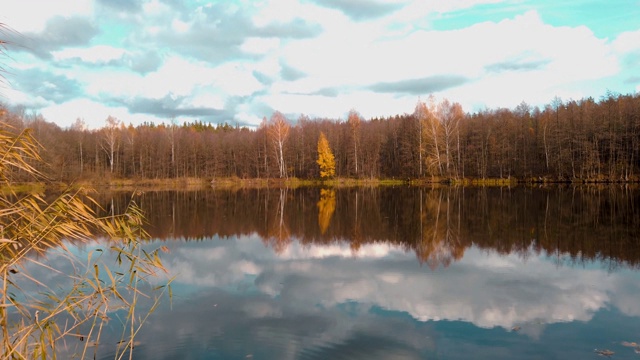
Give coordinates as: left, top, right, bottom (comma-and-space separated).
50, 186, 640, 358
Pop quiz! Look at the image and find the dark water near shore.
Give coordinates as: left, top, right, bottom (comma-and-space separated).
50, 186, 640, 358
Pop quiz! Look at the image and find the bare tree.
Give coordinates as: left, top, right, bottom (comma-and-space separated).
347, 109, 361, 176
268, 111, 290, 178
71, 118, 87, 175
437, 99, 464, 178
101, 116, 120, 174
414, 101, 428, 177
168, 117, 178, 177
424, 96, 443, 176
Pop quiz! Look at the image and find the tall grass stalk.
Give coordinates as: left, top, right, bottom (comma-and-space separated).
0, 124, 172, 359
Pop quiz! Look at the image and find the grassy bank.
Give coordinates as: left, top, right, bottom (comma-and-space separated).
5, 175, 639, 193
212, 177, 408, 188
73, 177, 212, 190
0, 182, 47, 194
70, 177, 410, 189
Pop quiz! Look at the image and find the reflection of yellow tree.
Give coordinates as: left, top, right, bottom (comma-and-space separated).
317, 189, 336, 235
266, 188, 291, 253
416, 189, 466, 269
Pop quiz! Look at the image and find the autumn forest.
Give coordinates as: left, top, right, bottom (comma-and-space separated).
1, 92, 639, 183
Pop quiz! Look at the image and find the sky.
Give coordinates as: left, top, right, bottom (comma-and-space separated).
2, 0, 639, 129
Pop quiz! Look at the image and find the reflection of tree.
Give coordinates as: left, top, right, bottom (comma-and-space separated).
350, 190, 363, 253
317, 189, 336, 235
92, 186, 640, 269
416, 188, 465, 269
266, 188, 291, 253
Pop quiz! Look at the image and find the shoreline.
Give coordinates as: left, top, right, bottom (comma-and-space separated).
3, 176, 639, 192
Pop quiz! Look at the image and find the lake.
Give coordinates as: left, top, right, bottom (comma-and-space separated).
31, 186, 640, 359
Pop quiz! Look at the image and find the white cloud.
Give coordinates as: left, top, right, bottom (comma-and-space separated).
282, 21, 385, 86
3, 0, 636, 126
186, 92, 225, 110
141, 0, 172, 17
171, 19, 191, 34
39, 98, 158, 129
79, 69, 140, 98
144, 56, 218, 97
405, 0, 507, 17
612, 29, 640, 53
261, 90, 417, 120
80, 56, 209, 99
52, 46, 127, 64
79, 56, 263, 105
269, 9, 620, 117
2, 0, 93, 33
211, 63, 264, 97
234, 110, 265, 127
240, 37, 281, 55
252, 0, 310, 26
2, 87, 51, 109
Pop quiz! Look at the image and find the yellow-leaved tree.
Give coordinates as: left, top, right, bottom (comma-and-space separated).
316, 132, 335, 179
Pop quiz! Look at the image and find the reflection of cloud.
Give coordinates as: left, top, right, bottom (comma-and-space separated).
242, 299, 283, 318
14, 235, 640, 359
278, 242, 402, 259
158, 235, 640, 332
121, 288, 434, 360
609, 272, 640, 317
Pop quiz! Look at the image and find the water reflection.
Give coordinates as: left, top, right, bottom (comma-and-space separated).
18, 231, 640, 359
46, 185, 640, 359
96, 185, 640, 270
317, 189, 336, 235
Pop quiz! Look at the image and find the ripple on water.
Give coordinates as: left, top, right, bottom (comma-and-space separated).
298, 334, 424, 360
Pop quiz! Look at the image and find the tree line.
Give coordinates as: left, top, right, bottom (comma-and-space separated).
1, 91, 639, 182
